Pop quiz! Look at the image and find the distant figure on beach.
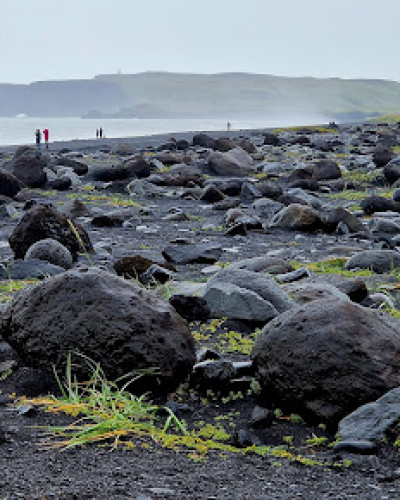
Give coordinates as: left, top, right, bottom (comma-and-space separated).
99, 127, 103, 139
227, 121, 231, 132
96, 129, 99, 139
43, 128, 49, 149
35, 129, 41, 153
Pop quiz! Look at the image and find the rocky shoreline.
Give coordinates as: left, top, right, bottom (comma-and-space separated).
2, 121, 400, 498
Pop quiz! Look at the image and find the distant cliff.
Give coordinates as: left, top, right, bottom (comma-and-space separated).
1, 72, 400, 120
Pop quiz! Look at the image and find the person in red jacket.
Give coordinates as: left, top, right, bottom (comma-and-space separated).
43, 128, 49, 149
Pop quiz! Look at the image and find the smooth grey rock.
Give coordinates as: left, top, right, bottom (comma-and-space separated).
339, 387, 400, 442
208, 147, 255, 177
226, 255, 293, 275
282, 281, 350, 305
270, 203, 325, 231
275, 267, 311, 283
203, 282, 279, 322
0, 259, 65, 280
251, 198, 284, 219
345, 250, 400, 273
369, 218, 400, 234
205, 268, 296, 313
333, 440, 377, 454
25, 238, 73, 270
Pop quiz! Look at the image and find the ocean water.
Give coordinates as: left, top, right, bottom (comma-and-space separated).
0, 116, 320, 146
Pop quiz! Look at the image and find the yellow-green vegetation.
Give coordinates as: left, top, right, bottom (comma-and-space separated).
16, 355, 353, 468
291, 258, 373, 278
342, 169, 381, 184
0, 278, 36, 303
66, 192, 141, 208
369, 114, 400, 124
216, 329, 260, 355
191, 319, 260, 355
272, 125, 337, 134
305, 435, 329, 447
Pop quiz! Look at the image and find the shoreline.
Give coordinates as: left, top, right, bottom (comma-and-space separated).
0, 127, 274, 154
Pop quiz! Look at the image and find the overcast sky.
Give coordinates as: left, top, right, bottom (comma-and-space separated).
1, 0, 399, 84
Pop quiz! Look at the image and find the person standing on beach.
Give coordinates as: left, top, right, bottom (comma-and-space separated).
99, 127, 103, 139
43, 128, 49, 149
35, 129, 41, 154
96, 129, 99, 139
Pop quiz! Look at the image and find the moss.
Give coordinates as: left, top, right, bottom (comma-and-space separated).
291, 258, 373, 278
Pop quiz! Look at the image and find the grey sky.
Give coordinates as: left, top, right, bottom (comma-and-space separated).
1, 0, 399, 84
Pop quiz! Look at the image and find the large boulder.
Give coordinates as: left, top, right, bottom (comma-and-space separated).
208, 148, 255, 177
0, 168, 22, 197
8, 205, 93, 260
270, 203, 325, 231
1, 268, 195, 393
251, 299, 400, 425
10, 149, 48, 187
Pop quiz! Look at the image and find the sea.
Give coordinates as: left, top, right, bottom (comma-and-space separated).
0, 116, 323, 147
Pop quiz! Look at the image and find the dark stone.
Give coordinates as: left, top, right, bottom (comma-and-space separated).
190, 359, 235, 391
162, 243, 223, 264
54, 157, 88, 176
252, 299, 400, 425
8, 205, 93, 260
192, 133, 216, 149
361, 196, 400, 215
233, 429, 262, 448
1, 268, 195, 395
91, 165, 129, 182
324, 207, 367, 233
114, 255, 175, 280
373, 146, 393, 168
10, 150, 48, 188
0, 168, 22, 197
200, 185, 226, 203
125, 158, 151, 178
240, 182, 262, 204
249, 406, 273, 428
257, 181, 283, 200
312, 160, 342, 181
333, 440, 377, 455
169, 295, 210, 322
47, 177, 72, 191
263, 133, 281, 146
214, 137, 236, 152
383, 158, 400, 184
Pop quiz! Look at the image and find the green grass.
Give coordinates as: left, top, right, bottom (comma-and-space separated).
0, 278, 36, 303
20, 354, 353, 466
291, 258, 374, 278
